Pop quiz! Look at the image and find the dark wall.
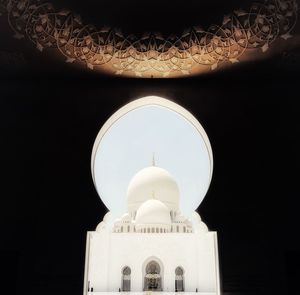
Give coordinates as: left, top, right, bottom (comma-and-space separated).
1, 27, 300, 295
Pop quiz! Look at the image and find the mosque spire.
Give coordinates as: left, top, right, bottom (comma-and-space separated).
152, 153, 156, 166
152, 190, 156, 199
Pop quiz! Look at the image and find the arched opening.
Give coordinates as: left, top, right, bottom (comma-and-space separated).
91, 96, 213, 218
144, 260, 162, 291
121, 266, 131, 291
175, 267, 184, 292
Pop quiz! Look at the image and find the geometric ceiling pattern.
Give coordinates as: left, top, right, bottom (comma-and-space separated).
0, 0, 298, 77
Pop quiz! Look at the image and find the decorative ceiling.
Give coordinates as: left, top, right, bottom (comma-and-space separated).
0, 0, 299, 77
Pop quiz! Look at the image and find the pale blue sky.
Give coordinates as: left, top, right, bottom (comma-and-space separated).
94, 105, 211, 217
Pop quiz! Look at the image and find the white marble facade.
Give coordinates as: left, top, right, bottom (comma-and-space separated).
83, 164, 220, 294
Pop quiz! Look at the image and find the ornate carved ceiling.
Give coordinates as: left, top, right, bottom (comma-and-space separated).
0, 0, 298, 77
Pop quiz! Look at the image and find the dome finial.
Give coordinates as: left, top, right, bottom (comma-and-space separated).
152, 153, 156, 166
152, 190, 156, 199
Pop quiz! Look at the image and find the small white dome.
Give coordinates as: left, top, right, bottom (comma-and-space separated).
174, 213, 186, 222
96, 221, 106, 232
135, 199, 171, 225
190, 211, 202, 224
121, 213, 131, 222
103, 211, 114, 223
127, 166, 179, 212
194, 221, 208, 233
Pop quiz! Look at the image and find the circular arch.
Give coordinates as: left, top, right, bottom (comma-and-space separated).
175, 266, 185, 275
142, 256, 164, 291
91, 96, 214, 214
146, 260, 161, 274
121, 266, 131, 275
121, 265, 131, 292
175, 266, 185, 292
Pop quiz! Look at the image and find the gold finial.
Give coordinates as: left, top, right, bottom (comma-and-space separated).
152, 153, 156, 166
152, 190, 156, 199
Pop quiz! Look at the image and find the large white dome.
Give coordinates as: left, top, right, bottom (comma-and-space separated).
135, 199, 171, 226
127, 166, 180, 212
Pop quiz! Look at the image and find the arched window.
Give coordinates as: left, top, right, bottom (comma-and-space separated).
183, 226, 186, 233
156, 228, 159, 233
175, 267, 184, 292
152, 228, 155, 233
127, 225, 130, 232
122, 266, 131, 291
177, 225, 179, 232
147, 228, 150, 233
121, 226, 123, 233
144, 261, 162, 291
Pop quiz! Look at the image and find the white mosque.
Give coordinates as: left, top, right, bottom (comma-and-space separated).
83, 162, 221, 294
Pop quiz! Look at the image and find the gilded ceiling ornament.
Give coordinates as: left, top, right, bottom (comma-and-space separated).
0, 0, 298, 77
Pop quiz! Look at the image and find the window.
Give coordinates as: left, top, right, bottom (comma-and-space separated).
144, 261, 162, 291
175, 267, 184, 292
122, 266, 131, 291
177, 225, 179, 232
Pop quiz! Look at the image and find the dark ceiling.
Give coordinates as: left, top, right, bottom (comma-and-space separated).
1, 0, 300, 79
50, 0, 249, 34
1, 1, 300, 295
